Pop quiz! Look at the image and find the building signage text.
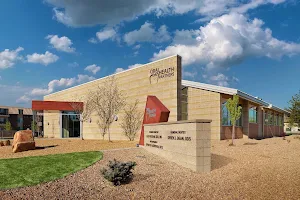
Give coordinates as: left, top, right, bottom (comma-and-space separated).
149, 67, 175, 84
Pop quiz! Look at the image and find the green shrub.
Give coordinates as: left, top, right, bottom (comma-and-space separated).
101, 159, 136, 186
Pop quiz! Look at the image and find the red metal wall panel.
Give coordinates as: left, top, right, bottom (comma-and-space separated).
32, 100, 83, 111
139, 96, 170, 145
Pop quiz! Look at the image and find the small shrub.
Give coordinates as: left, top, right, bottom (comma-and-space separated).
0, 141, 4, 146
101, 159, 136, 186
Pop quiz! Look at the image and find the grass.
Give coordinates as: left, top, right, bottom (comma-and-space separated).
0, 151, 102, 189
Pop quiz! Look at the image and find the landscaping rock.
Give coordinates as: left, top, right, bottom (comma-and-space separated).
4, 140, 10, 146
12, 130, 35, 153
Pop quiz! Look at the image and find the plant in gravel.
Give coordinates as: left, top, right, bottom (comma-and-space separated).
225, 95, 242, 146
101, 159, 137, 186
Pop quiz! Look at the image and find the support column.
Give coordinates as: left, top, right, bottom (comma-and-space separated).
242, 100, 249, 137
257, 106, 263, 139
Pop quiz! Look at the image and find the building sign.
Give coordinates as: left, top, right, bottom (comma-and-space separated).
149, 67, 175, 84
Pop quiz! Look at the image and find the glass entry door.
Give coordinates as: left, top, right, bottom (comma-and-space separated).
62, 112, 80, 138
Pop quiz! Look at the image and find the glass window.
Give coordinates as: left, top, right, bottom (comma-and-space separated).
222, 102, 242, 126
264, 112, 268, 124
0, 108, 8, 115
269, 112, 274, 125
18, 109, 23, 115
249, 107, 257, 123
0, 118, 6, 124
275, 114, 278, 126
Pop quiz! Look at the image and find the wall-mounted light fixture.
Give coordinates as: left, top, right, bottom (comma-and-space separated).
89, 118, 92, 123
48, 122, 50, 126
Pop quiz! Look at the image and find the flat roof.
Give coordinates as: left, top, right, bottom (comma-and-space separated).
182, 80, 288, 114
0, 105, 32, 115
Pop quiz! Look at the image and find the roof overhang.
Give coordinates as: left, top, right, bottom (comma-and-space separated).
32, 100, 83, 111
182, 80, 288, 114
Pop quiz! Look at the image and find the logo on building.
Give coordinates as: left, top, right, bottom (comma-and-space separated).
146, 108, 156, 119
149, 67, 175, 84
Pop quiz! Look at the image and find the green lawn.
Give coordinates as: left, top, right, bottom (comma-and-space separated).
0, 151, 103, 189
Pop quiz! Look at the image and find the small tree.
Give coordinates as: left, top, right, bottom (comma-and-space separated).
31, 120, 37, 132
121, 100, 143, 141
91, 76, 126, 141
286, 91, 300, 128
226, 95, 242, 145
69, 94, 95, 140
5, 120, 12, 131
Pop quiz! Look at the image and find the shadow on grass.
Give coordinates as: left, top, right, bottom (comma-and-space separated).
211, 154, 233, 171
35, 145, 58, 150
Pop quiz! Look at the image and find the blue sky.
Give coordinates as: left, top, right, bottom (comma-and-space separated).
0, 0, 299, 109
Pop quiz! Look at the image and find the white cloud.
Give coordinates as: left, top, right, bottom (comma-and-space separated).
124, 22, 171, 45
209, 73, 230, 87
27, 51, 59, 65
28, 74, 95, 96
46, 35, 75, 53
115, 68, 125, 73
152, 13, 300, 70
84, 64, 101, 74
68, 62, 79, 67
0, 47, 24, 69
46, 0, 286, 27
183, 71, 197, 79
115, 63, 143, 73
133, 44, 141, 50
16, 95, 31, 103
88, 37, 98, 44
96, 27, 117, 42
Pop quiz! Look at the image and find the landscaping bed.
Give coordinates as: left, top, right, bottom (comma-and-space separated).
1, 136, 300, 199
0, 138, 136, 159
0, 151, 102, 189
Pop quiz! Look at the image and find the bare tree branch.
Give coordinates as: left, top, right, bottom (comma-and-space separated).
90, 76, 126, 141
120, 100, 143, 141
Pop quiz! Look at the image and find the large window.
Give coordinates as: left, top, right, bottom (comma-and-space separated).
0, 108, 8, 115
0, 118, 6, 124
222, 102, 242, 126
264, 112, 268, 125
278, 115, 283, 126
268, 112, 274, 125
181, 87, 188, 120
249, 107, 257, 123
275, 114, 278, 126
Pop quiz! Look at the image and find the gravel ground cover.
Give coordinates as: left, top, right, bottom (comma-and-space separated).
1, 136, 300, 200
0, 138, 136, 159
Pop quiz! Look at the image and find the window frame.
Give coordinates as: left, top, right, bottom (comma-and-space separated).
249, 106, 258, 124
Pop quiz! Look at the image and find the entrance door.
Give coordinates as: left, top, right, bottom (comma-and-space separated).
61, 112, 81, 138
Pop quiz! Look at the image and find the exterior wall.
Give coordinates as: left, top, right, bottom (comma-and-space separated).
187, 87, 221, 140
249, 123, 259, 139
44, 55, 182, 140
263, 109, 284, 138
221, 126, 243, 139
220, 94, 246, 140
43, 110, 60, 138
144, 119, 211, 172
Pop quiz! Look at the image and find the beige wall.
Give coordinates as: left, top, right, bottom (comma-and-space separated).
44, 55, 182, 140
43, 110, 60, 138
144, 119, 211, 172
186, 87, 221, 140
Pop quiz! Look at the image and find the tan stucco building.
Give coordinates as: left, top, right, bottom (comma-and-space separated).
42, 55, 287, 141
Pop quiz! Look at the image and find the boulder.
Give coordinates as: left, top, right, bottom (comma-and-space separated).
12, 130, 35, 153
